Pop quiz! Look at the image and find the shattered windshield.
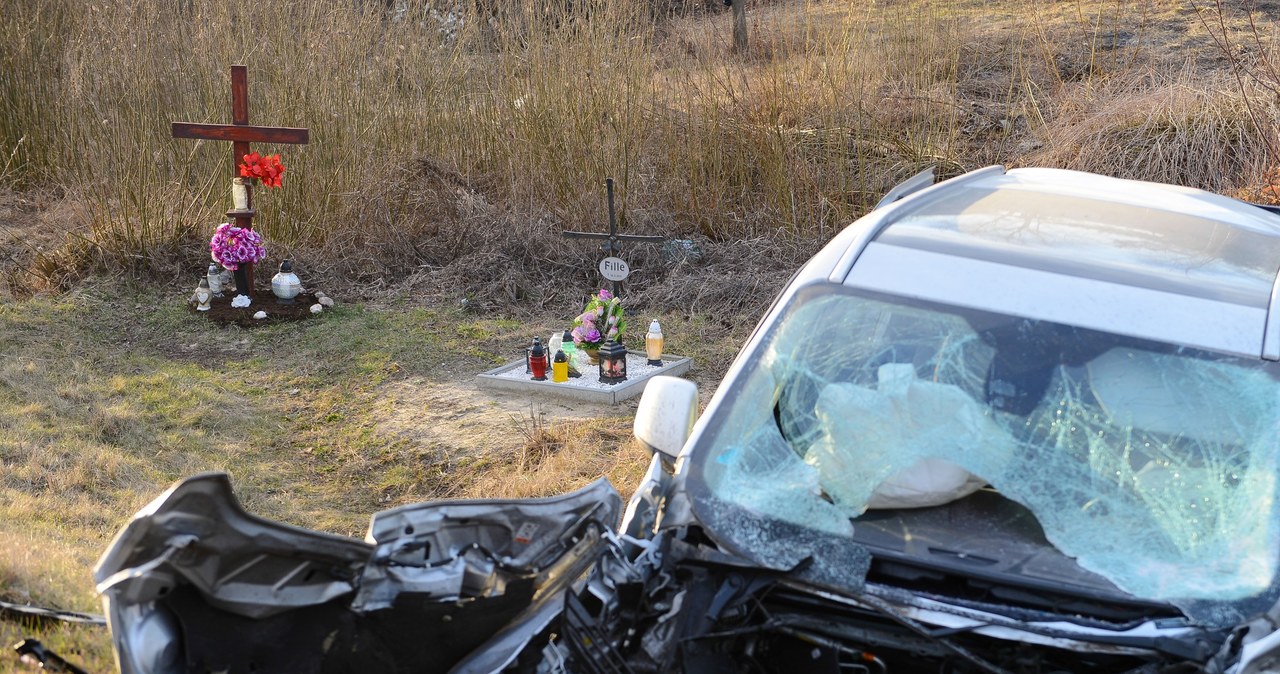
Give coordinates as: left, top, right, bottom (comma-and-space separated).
696, 287, 1280, 625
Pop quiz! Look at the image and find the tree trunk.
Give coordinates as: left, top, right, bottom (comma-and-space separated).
732, 0, 747, 53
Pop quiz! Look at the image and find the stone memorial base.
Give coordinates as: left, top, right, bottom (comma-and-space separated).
476, 352, 692, 405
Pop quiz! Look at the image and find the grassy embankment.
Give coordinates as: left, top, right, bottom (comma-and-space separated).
3, 0, 1280, 668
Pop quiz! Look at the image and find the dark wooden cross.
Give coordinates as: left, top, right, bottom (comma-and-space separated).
172, 64, 308, 295
562, 178, 666, 297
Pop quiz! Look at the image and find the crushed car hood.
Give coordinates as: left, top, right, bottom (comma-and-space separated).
94, 472, 620, 674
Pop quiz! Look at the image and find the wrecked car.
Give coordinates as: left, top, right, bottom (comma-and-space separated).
98, 166, 1280, 673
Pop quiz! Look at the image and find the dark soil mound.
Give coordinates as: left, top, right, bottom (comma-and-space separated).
189, 288, 325, 328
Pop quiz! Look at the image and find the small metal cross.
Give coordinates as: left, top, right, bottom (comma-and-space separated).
562, 178, 666, 296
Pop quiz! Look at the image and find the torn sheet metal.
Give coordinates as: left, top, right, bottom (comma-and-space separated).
94, 473, 620, 674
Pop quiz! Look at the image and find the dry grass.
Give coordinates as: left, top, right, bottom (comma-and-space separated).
1025, 68, 1267, 190
464, 413, 651, 499
7, 0, 1276, 299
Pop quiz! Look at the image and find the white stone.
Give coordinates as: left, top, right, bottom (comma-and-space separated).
310, 303, 323, 314
253, 311, 268, 320
319, 296, 335, 307
231, 294, 251, 308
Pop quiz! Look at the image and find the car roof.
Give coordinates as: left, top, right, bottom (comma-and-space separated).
805, 166, 1280, 359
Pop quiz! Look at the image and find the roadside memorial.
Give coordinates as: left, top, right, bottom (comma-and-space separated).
477, 345, 691, 405
478, 179, 691, 405
174, 65, 333, 326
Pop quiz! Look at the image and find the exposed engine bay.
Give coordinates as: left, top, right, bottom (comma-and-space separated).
536, 526, 1224, 674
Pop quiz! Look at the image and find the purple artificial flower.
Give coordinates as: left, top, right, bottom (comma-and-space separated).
597, 288, 612, 301
210, 220, 265, 269
607, 314, 618, 327
607, 327, 618, 338
578, 312, 596, 325
583, 327, 601, 343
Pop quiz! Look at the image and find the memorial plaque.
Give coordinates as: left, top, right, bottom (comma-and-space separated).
599, 257, 630, 282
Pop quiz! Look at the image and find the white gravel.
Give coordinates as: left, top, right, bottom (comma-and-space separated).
492, 352, 671, 390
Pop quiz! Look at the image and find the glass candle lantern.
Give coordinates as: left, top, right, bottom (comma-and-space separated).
232, 177, 250, 211
548, 331, 563, 360
271, 260, 302, 303
645, 320, 664, 366
527, 337, 548, 381
192, 277, 212, 311
552, 350, 568, 383
598, 339, 628, 384
560, 329, 579, 373
207, 263, 224, 297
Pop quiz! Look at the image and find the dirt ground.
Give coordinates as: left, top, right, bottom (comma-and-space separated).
376, 377, 636, 460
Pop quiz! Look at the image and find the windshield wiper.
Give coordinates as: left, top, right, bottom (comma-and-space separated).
850, 590, 1014, 674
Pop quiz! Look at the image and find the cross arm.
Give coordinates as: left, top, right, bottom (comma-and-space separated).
562, 231, 666, 243
172, 122, 309, 145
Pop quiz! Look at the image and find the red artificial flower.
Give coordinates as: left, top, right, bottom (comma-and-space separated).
238, 152, 286, 189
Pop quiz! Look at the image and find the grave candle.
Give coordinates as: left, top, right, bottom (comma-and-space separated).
598, 339, 627, 384
645, 320, 664, 365
192, 278, 212, 311
232, 178, 250, 211
548, 331, 563, 360
560, 329, 580, 372
552, 350, 568, 382
207, 263, 223, 297
528, 338, 548, 381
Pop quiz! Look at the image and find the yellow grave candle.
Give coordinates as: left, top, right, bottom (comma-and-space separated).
552, 350, 569, 382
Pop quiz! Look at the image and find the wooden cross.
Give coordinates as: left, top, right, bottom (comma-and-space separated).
172, 64, 308, 296
562, 178, 666, 297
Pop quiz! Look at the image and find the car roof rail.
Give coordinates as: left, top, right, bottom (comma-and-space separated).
873, 166, 937, 210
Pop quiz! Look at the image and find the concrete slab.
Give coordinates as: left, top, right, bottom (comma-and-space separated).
475, 351, 692, 405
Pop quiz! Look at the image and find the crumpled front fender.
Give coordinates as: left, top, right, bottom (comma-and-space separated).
95, 472, 621, 674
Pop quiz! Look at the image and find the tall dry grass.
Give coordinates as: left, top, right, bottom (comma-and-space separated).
2, 0, 1277, 290
0, 0, 972, 282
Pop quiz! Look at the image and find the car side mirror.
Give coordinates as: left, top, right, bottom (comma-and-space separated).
633, 376, 699, 460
